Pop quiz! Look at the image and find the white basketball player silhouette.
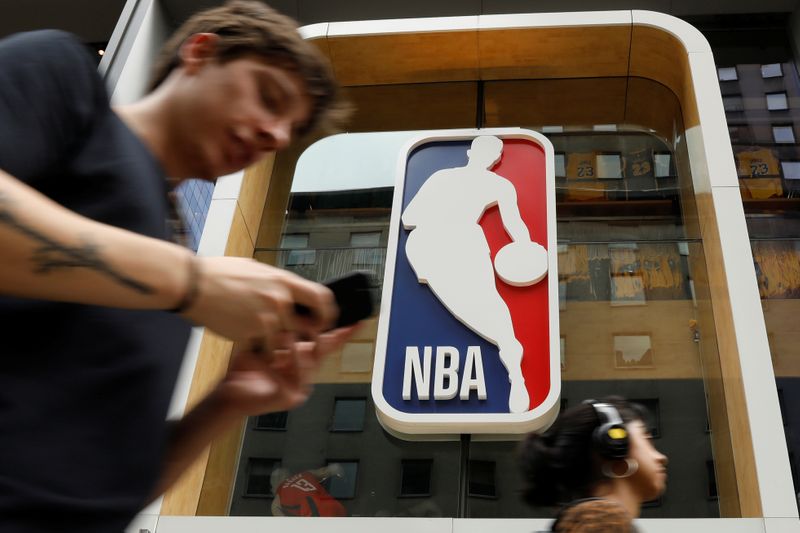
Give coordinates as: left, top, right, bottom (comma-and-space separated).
402, 135, 548, 414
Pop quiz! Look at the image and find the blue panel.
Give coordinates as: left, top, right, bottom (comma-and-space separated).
382, 141, 510, 414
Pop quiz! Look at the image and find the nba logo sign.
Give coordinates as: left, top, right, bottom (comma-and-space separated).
372, 128, 560, 438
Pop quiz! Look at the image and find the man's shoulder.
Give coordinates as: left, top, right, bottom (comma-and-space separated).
1, 29, 82, 53
0, 29, 95, 73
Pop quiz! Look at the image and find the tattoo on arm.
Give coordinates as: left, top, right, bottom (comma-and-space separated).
0, 192, 154, 294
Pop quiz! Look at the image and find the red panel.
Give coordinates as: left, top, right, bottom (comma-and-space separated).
479, 139, 551, 410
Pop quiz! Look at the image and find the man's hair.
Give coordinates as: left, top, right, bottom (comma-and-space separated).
149, 0, 345, 134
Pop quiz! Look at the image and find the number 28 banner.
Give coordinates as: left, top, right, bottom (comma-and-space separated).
371, 128, 561, 439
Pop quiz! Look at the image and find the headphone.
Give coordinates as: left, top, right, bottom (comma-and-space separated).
583, 400, 629, 459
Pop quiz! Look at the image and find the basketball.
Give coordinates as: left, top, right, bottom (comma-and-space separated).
493, 241, 548, 286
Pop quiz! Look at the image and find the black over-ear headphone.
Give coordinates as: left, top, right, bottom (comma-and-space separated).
584, 400, 629, 459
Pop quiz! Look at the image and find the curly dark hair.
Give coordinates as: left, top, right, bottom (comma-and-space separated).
517, 396, 649, 506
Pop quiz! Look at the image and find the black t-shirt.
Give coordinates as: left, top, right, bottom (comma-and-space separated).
0, 30, 192, 532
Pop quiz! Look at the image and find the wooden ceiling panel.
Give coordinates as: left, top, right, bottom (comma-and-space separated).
484, 78, 627, 127
328, 31, 480, 86
478, 26, 632, 80
343, 82, 478, 131
629, 24, 698, 128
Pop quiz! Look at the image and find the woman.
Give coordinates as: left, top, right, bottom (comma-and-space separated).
518, 397, 668, 532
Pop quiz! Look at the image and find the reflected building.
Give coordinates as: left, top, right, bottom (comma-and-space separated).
181, 6, 799, 529
231, 105, 719, 518
6, 0, 800, 531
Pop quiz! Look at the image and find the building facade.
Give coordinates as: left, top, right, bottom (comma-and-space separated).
5, 0, 800, 531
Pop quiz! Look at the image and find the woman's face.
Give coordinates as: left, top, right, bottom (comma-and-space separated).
626, 420, 668, 501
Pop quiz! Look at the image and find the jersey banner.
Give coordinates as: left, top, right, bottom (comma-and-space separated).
371, 129, 560, 438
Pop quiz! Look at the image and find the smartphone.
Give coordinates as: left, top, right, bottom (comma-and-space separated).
295, 271, 374, 328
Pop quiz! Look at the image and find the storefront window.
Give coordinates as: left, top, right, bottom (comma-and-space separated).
235, 77, 728, 518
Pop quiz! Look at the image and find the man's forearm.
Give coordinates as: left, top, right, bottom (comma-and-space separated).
150, 392, 240, 501
0, 169, 190, 309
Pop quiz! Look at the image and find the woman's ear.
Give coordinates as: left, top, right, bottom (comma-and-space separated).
178, 33, 220, 74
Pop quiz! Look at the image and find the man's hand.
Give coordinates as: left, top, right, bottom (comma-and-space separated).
211, 325, 357, 416
182, 257, 338, 347
151, 324, 358, 500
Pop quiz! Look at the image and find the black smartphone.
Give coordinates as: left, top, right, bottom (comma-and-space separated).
295, 271, 374, 328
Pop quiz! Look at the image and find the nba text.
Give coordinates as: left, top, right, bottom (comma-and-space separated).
401, 346, 488, 401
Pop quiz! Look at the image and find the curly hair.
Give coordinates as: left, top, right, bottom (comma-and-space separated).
517, 396, 649, 506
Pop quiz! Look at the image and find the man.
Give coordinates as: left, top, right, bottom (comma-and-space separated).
0, 1, 353, 531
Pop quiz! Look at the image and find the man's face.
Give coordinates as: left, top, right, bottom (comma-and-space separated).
174, 50, 313, 180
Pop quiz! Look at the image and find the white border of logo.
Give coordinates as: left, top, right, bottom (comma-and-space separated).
371, 128, 560, 440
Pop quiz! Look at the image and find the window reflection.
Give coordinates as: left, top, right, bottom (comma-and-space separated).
324, 461, 359, 500
255, 412, 288, 431
331, 398, 367, 432
695, 10, 800, 504
468, 460, 497, 499
400, 459, 433, 497
245, 458, 281, 497
237, 77, 722, 519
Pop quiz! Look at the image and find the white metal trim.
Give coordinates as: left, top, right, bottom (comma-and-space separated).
328, 16, 479, 37
478, 11, 632, 30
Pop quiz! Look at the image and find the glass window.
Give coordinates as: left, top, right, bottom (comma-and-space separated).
613, 335, 653, 368
654, 153, 672, 178
324, 461, 358, 499
351, 232, 384, 267
350, 232, 381, 247
255, 412, 288, 431
285, 249, 316, 266
596, 153, 623, 179
281, 234, 309, 248
469, 460, 497, 498
238, 77, 726, 519
245, 458, 280, 497
722, 95, 744, 112
762, 63, 783, 78
728, 126, 746, 144
782, 161, 800, 180
555, 153, 566, 178
281, 233, 316, 266
400, 459, 433, 497
773, 126, 796, 143
609, 245, 646, 306
766, 92, 789, 111
717, 66, 738, 81
331, 398, 367, 432
175, 179, 214, 251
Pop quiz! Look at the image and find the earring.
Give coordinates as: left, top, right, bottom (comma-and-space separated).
602, 458, 639, 479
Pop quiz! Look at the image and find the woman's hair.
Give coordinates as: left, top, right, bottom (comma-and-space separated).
518, 396, 648, 507
149, 0, 347, 135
